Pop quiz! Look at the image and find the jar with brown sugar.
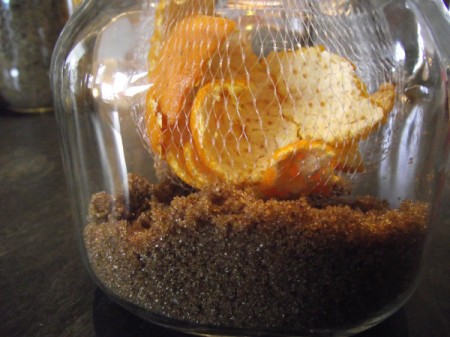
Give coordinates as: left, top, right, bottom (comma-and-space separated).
51, 0, 449, 335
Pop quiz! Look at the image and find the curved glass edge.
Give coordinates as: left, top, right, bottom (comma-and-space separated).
50, 0, 156, 270
410, 0, 450, 68
410, 0, 450, 212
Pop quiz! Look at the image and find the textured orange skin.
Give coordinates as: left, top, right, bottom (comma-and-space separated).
149, 16, 236, 125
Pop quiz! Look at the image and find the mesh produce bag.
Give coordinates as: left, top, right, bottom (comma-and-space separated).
138, 0, 398, 198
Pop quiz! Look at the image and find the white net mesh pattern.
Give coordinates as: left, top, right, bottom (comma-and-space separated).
142, 0, 398, 197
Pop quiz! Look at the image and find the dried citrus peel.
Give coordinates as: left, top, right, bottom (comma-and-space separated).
144, 15, 396, 198
190, 80, 298, 185
165, 144, 198, 189
266, 47, 395, 145
204, 31, 269, 88
145, 89, 164, 157
148, 0, 216, 72
149, 15, 236, 125
183, 143, 216, 189
259, 140, 341, 199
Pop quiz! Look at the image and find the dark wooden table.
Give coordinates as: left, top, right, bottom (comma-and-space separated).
0, 108, 449, 337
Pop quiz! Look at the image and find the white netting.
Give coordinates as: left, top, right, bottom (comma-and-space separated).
140, 0, 399, 198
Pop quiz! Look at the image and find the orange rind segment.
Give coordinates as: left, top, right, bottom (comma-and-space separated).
266, 47, 395, 144
144, 13, 397, 197
204, 31, 269, 88
190, 80, 298, 185
148, 0, 216, 71
149, 15, 236, 125
145, 89, 165, 157
204, 30, 278, 115
183, 143, 216, 188
165, 143, 198, 188
370, 82, 396, 121
145, 88, 193, 158
259, 140, 342, 199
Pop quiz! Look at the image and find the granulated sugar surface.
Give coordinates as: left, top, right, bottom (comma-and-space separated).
84, 174, 428, 332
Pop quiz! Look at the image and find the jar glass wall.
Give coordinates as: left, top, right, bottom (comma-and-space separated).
52, 0, 449, 336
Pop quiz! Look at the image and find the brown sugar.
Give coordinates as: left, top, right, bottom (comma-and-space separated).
84, 174, 428, 332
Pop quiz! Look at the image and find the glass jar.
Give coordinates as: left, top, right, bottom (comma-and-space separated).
51, 0, 450, 336
0, 0, 68, 112
66, 0, 83, 15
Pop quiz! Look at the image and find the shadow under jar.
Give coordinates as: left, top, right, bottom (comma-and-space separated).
0, 0, 68, 112
51, 0, 450, 336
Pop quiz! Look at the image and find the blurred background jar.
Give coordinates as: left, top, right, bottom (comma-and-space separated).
0, 0, 68, 113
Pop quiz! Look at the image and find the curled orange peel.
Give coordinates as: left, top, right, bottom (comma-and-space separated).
259, 140, 342, 199
190, 80, 298, 185
148, 15, 236, 125
144, 15, 397, 198
266, 47, 395, 144
148, 0, 216, 71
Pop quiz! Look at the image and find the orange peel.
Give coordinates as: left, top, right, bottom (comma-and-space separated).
190, 80, 298, 185
148, 0, 216, 71
165, 143, 198, 188
183, 143, 216, 188
145, 89, 165, 157
370, 82, 396, 121
259, 140, 342, 199
266, 47, 395, 144
148, 15, 236, 125
204, 31, 269, 89
144, 14, 397, 198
